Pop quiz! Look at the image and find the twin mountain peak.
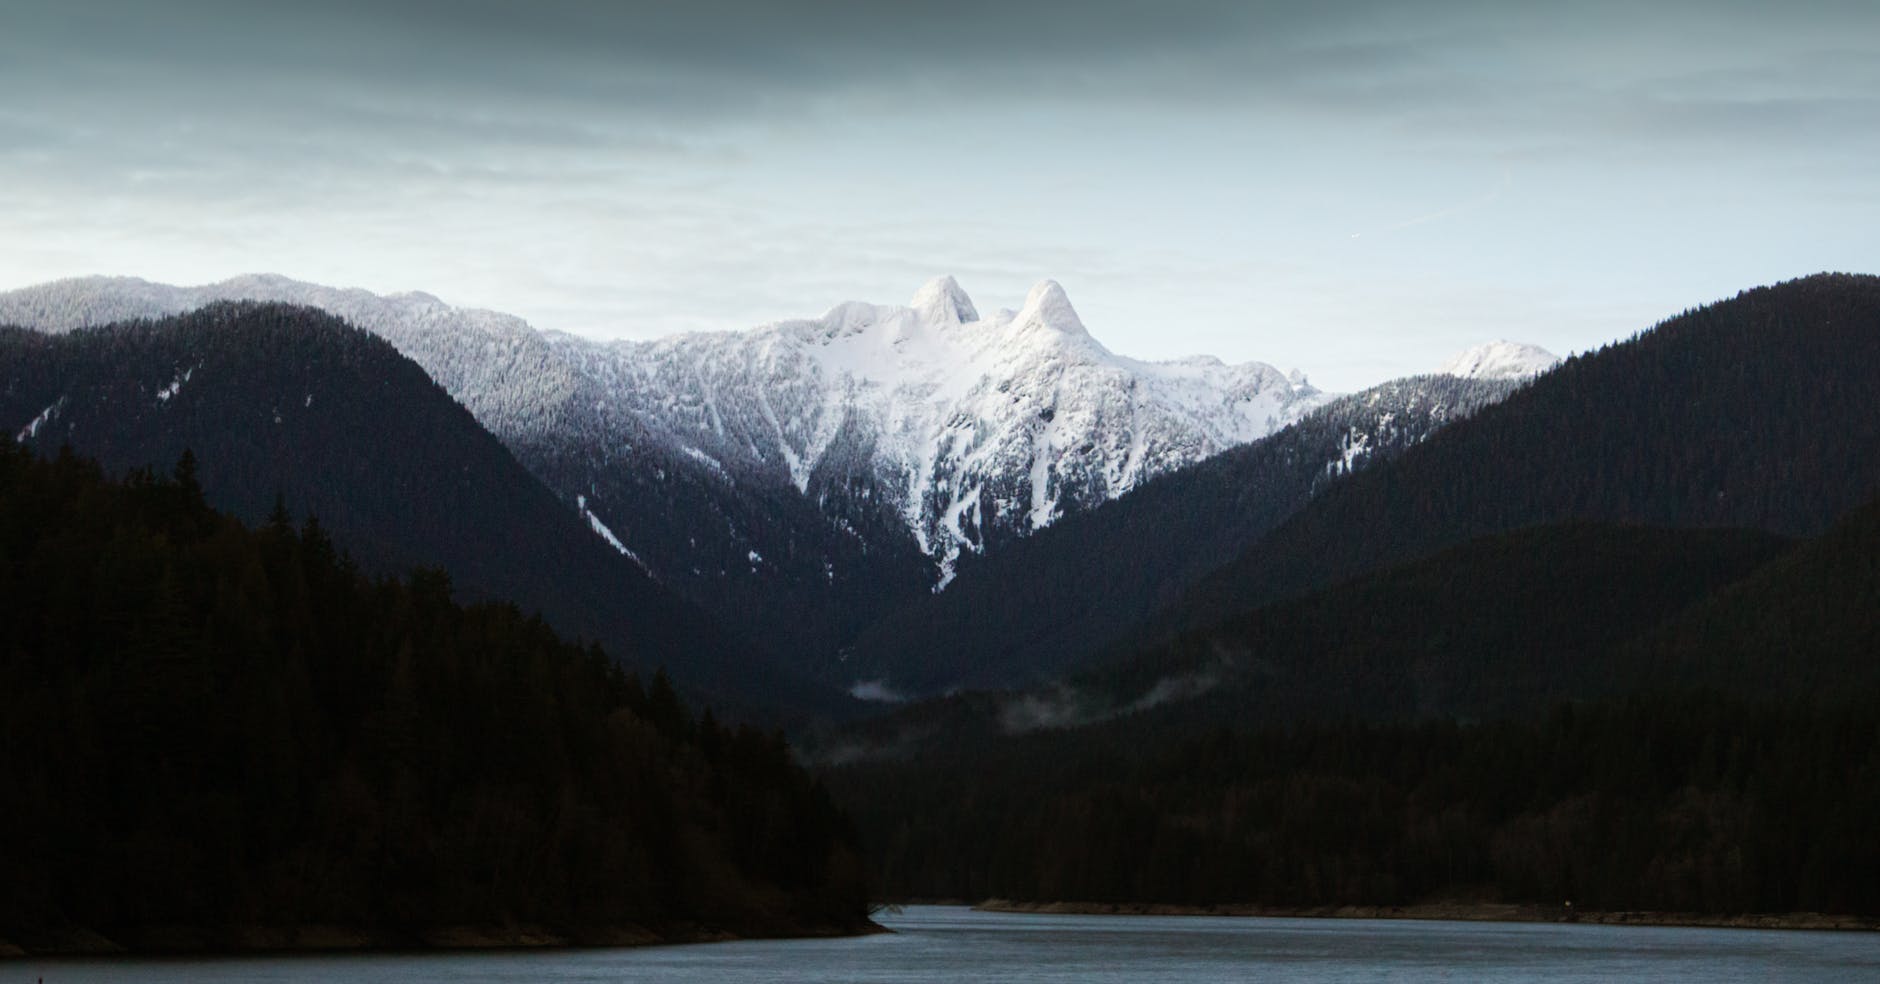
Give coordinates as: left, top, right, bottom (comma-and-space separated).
0, 272, 1556, 590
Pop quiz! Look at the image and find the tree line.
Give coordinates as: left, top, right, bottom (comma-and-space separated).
832, 692, 1880, 915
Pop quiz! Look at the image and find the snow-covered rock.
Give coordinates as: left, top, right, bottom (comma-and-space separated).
0, 274, 1330, 585
1436, 340, 1560, 380
545, 276, 1328, 584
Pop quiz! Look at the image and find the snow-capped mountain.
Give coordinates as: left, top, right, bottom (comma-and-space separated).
0, 274, 1328, 589
1437, 340, 1561, 380
844, 372, 1525, 696
557, 277, 1326, 585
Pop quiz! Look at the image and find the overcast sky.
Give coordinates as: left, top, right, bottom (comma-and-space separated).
2, 0, 1876, 389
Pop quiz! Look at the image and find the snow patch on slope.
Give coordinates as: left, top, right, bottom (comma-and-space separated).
577, 494, 649, 573
16, 399, 62, 442
155, 365, 196, 403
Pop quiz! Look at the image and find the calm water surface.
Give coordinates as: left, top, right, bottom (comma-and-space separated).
21, 905, 1880, 982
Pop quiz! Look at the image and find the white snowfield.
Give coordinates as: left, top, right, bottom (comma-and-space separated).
1436, 340, 1561, 380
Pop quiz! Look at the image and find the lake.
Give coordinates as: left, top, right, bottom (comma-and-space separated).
20, 905, 1880, 982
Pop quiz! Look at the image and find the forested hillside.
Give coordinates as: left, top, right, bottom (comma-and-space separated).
835, 695, 1880, 915
827, 507, 1880, 913
1169, 273, 1880, 632
0, 303, 826, 713
1094, 523, 1792, 727
0, 442, 869, 953
1615, 496, 1880, 696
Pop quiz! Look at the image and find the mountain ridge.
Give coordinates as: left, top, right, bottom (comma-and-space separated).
0, 272, 1345, 668
841, 372, 1524, 695
0, 272, 1563, 685
1163, 272, 1880, 635
0, 302, 824, 712
0, 273, 1332, 574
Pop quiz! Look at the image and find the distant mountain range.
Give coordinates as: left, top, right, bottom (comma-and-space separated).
0, 274, 1549, 689
0, 274, 1329, 579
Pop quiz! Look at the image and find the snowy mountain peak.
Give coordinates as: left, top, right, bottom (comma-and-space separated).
0, 273, 1334, 591
1437, 340, 1560, 380
1012, 279, 1087, 337
910, 275, 978, 327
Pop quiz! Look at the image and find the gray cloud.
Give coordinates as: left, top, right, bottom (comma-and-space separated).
2, 0, 1877, 388
10, 0, 1876, 173
9, 2, 1870, 122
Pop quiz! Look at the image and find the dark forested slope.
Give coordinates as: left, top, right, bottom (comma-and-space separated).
826, 510, 1880, 913
833, 695, 1880, 915
1613, 496, 1880, 697
816, 519, 1798, 758
1098, 522, 1795, 727
0, 303, 825, 711
0, 442, 869, 952
1170, 273, 1880, 632
511, 402, 939, 687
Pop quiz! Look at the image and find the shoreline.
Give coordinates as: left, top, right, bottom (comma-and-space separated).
0, 918, 886, 959
973, 899, 1880, 932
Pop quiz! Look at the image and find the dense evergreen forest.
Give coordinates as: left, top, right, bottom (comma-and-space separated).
1100, 523, 1797, 726
0, 441, 868, 953
1170, 273, 1880, 633
825, 501, 1880, 914
834, 695, 1880, 915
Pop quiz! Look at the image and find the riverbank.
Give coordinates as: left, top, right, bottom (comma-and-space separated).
975, 899, 1880, 932
0, 918, 886, 958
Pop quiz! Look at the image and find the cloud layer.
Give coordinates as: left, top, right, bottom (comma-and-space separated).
3, 0, 1876, 387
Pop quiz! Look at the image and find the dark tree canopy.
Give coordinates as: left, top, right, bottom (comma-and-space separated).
0, 440, 869, 951
1171, 273, 1880, 633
